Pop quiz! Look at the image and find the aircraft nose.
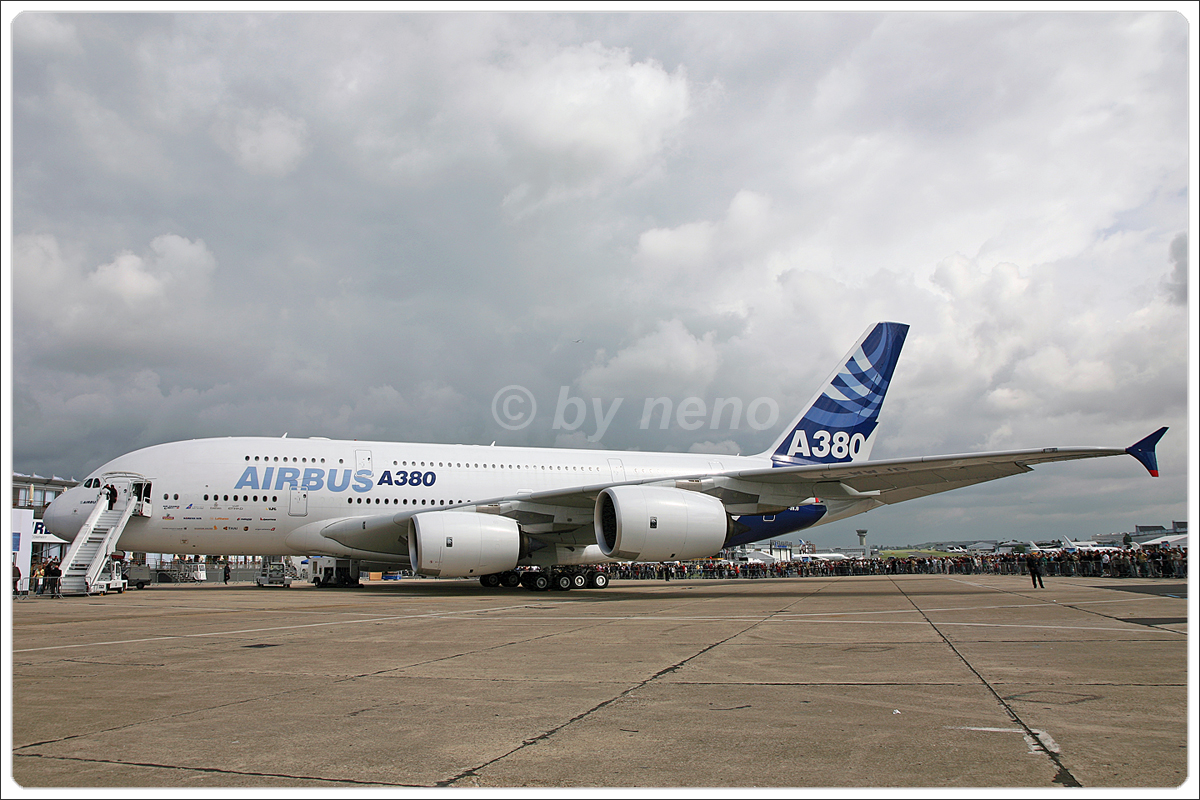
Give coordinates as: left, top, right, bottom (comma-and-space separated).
43, 487, 87, 542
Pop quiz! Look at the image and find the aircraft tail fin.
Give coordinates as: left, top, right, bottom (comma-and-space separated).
764, 321, 909, 465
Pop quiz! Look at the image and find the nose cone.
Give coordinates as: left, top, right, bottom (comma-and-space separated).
43, 487, 87, 542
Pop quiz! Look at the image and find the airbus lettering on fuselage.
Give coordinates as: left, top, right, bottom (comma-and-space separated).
233, 466, 439, 493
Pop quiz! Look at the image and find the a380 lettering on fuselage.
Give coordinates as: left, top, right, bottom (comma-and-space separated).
234, 466, 437, 493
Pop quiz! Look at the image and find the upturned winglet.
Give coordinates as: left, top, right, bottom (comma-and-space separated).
1126, 427, 1168, 477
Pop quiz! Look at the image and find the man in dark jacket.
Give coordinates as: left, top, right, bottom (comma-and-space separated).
1026, 553, 1045, 589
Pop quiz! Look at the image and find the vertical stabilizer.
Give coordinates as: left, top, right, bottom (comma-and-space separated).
764, 322, 909, 465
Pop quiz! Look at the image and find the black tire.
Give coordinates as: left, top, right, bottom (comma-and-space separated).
531, 573, 551, 592
136, 581, 146, 590
500, 571, 521, 588
552, 573, 574, 591
480, 573, 501, 588
590, 572, 610, 589
571, 572, 588, 589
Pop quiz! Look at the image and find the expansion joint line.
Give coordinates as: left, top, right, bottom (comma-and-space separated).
438, 583, 828, 787
889, 577, 1083, 789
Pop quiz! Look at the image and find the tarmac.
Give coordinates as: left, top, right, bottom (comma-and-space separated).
6, 573, 1194, 791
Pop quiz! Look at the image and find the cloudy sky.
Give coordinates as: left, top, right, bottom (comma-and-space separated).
5, 9, 1193, 548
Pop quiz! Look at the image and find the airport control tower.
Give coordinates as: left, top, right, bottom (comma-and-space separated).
857, 529, 868, 557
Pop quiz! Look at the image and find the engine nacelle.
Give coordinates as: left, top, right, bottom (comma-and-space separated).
408, 512, 523, 577
595, 485, 730, 562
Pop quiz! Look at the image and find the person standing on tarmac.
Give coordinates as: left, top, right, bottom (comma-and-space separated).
1026, 552, 1045, 589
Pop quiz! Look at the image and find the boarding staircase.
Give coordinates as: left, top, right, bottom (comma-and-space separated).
58, 474, 148, 595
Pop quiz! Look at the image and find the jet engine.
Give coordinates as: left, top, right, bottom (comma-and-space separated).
595, 485, 730, 562
408, 511, 529, 578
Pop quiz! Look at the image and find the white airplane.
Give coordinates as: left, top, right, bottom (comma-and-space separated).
797, 552, 850, 562
1060, 538, 1127, 554
1028, 541, 1063, 555
43, 322, 1168, 592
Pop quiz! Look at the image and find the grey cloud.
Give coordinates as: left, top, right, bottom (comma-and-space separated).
1162, 232, 1187, 305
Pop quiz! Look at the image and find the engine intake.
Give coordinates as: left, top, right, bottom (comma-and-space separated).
408, 512, 527, 577
595, 485, 730, 562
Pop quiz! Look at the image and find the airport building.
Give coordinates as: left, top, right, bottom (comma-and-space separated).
11, 471, 77, 563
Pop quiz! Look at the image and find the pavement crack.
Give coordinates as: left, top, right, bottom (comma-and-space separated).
437, 604, 785, 787
890, 577, 1084, 788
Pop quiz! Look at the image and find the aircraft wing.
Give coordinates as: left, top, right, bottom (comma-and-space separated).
729, 426, 1167, 508
727, 445, 1127, 506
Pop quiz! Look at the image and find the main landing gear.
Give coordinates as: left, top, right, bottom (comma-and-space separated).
479, 568, 609, 592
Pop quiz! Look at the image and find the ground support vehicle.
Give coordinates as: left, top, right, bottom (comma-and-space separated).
310, 557, 362, 587
255, 561, 293, 588
123, 563, 152, 589
88, 556, 128, 595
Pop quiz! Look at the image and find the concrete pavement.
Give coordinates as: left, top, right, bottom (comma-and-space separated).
7, 573, 1191, 789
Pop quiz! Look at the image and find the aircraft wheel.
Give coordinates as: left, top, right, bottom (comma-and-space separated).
480, 573, 501, 588
589, 572, 610, 589
552, 573, 574, 591
531, 573, 551, 592
571, 572, 588, 589
500, 571, 521, 588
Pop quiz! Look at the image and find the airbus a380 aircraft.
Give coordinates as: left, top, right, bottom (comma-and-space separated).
44, 322, 1167, 592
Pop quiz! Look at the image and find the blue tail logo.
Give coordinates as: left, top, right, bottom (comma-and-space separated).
767, 322, 909, 465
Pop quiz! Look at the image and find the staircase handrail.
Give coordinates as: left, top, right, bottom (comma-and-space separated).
57, 490, 108, 575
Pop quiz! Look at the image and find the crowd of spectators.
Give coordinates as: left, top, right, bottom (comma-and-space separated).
604, 546, 1188, 581
13, 558, 63, 596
